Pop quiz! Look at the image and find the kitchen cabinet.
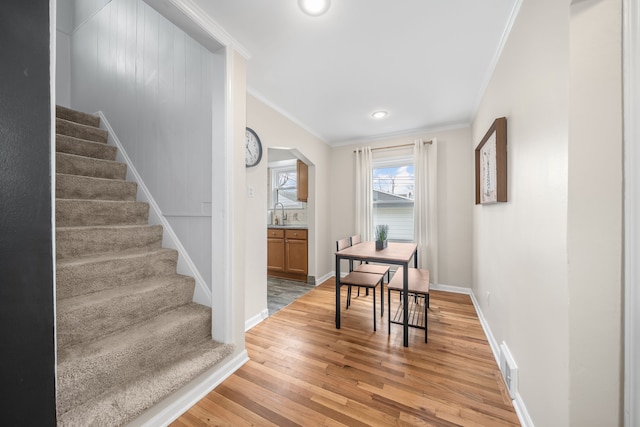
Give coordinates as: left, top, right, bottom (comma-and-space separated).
267, 227, 308, 282
297, 160, 308, 202
267, 228, 285, 272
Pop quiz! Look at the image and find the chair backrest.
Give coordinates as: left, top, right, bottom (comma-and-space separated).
350, 234, 362, 245
336, 237, 351, 251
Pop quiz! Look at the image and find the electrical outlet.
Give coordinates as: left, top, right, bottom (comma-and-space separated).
247, 186, 254, 198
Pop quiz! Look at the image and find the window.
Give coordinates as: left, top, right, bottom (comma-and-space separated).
372, 156, 414, 241
270, 163, 302, 209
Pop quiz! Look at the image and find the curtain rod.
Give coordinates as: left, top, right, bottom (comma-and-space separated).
353, 140, 432, 153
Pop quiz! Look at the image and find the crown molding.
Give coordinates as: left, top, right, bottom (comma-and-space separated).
144, 0, 251, 59
329, 121, 470, 148
470, 0, 523, 121
247, 87, 331, 145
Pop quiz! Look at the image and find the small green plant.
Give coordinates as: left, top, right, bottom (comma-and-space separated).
375, 224, 389, 242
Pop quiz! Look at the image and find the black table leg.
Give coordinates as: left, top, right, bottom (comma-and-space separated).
403, 261, 409, 347
335, 255, 341, 329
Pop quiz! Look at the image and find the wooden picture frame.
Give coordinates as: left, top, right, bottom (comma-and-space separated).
475, 117, 507, 204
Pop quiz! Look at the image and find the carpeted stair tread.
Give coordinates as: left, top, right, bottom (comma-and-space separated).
57, 339, 234, 427
57, 303, 214, 415
56, 199, 149, 227
54, 105, 228, 426
56, 134, 117, 161
56, 248, 179, 299
57, 152, 127, 180
56, 224, 163, 260
57, 117, 108, 143
56, 105, 101, 128
56, 173, 136, 201
57, 274, 195, 350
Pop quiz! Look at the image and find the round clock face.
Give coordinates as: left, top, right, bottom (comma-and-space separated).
245, 127, 262, 167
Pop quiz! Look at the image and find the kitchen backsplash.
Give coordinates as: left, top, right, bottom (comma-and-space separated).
269, 206, 307, 226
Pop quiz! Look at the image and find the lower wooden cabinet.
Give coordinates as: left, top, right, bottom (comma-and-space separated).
267, 228, 308, 282
267, 229, 285, 272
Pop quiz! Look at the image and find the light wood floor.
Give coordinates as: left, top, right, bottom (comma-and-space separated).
172, 278, 520, 426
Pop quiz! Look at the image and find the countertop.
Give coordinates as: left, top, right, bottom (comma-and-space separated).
267, 225, 308, 229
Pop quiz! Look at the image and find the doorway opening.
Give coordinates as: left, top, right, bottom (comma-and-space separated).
267, 147, 316, 314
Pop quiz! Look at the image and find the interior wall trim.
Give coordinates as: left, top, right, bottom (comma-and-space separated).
245, 309, 269, 331
468, 290, 534, 427
144, 0, 250, 58
127, 350, 249, 427
470, 0, 524, 121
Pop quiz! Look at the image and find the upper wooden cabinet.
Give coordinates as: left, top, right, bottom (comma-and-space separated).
297, 159, 308, 202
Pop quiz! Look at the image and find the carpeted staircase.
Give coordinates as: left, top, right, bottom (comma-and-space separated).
55, 105, 233, 426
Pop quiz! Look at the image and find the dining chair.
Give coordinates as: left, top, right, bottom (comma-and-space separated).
336, 238, 385, 331
387, 266, 430, 342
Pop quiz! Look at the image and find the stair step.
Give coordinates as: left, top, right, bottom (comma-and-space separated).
56, 105, 101, 128
57, 274, 195, 350
56, 174, 137, 201
56, 134, 117, 161
57, 117, 108, 143
56, 303, 214, 415
56, 152, 127, 180
56, 248, 179, 299
56, 224, 163, 260
57, 339, 234, 427
56, 199, 149, 227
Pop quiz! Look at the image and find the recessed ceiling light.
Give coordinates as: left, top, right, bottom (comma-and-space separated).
371, 110, 388, 119
298, 0, 331, 16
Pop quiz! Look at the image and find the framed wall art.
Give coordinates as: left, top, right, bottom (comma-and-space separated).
475, 117, 507, 205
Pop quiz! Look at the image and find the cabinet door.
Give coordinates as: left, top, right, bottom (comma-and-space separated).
297, 159, 308, 202
267, 238, 285, 272
285, 238, 308, 275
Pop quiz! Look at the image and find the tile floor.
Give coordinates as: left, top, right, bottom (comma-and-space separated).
267, 277, 315, 315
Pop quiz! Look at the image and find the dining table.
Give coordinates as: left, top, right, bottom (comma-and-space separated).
335, 241, 418, 347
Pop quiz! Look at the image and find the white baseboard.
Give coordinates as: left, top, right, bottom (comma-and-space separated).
317, 271, 335, 285
245, 308, 269, 331
430, 283, 471, 294
129, 349, 249, 427
468, 290, 534, 427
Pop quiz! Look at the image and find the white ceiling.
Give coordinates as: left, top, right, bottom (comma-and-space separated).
193, 0, 520, 145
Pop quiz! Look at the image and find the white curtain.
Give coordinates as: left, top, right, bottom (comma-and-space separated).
413, 138, 438, 285
355, 146, 374, 241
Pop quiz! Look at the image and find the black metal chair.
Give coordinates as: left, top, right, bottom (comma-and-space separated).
336, 237, 385, 331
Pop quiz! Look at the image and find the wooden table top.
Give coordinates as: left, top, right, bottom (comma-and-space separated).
335, 241, 417, 263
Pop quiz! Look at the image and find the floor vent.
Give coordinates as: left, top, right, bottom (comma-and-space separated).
499, 342, 518, 399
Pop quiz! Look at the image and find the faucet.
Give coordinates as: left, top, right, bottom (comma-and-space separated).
274, 202, 285, 225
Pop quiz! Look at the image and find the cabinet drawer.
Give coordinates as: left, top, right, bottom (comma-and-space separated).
285, 229, 307, 240
267, 228, 285, 238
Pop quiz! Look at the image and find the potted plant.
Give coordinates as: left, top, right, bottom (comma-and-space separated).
375, 224, 389, 250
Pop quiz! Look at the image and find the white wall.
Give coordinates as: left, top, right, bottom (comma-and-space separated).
330, 126, 473, 288
624, 0, 640, 423
229, 49, 248, 349
245, 94, 332, 324
55, 0, 73, 107
70, 0, 216, 288
567, 0, 622, 424
472, 0, 623, 425
472, 0, 570, 424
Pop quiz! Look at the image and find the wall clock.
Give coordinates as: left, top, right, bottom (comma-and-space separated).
245, 127, 263, 167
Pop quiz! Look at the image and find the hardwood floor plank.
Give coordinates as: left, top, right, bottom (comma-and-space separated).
172, 279, 520, 426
